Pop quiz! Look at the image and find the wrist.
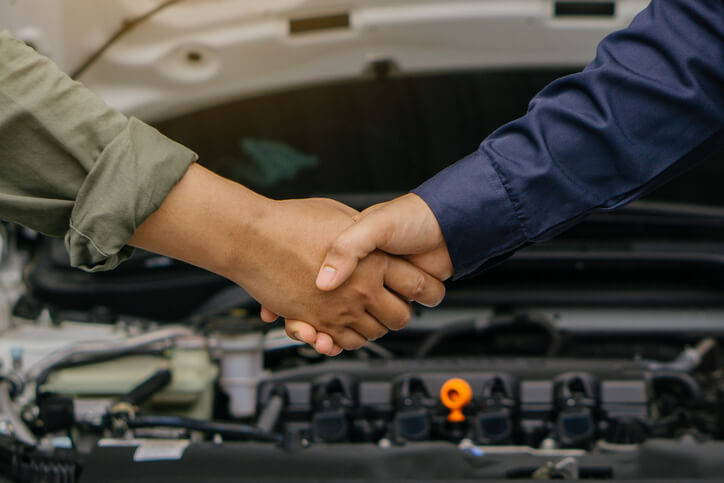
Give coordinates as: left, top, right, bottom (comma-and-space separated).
208, 184, 276, 283
130, 164, 275, 284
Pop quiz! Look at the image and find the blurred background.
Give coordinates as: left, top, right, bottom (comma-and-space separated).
2, 2, 724, 481
5, 0, 722, 205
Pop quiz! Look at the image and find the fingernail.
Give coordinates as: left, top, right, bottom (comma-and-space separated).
292, 332, 302, 341
316, 266, 337, 289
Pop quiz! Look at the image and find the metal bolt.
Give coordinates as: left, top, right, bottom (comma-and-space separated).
541, 438, 557, 450
23, 405, 39, 421
10, 346, 23, 371
458, 438, 474, 449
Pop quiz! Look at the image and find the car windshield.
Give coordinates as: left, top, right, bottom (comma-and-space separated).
155, 68, 724, 208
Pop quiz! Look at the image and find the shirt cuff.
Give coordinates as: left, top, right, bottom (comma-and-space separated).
412, 149, 527, 279
65, 118, 198, 272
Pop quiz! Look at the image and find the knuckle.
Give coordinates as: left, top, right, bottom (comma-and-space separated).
342, 340, 363, 351
334, 308, 354, 324
359, 321, 388, 341
331, 235, 355, 257
349, 282, 374, 303
319, 320, 345, 338
410, 274, 428, 301
324, 245, 345, 264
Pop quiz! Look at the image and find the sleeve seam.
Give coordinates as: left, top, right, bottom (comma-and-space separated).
480, 148, 531, 240
68, 221, 110, 258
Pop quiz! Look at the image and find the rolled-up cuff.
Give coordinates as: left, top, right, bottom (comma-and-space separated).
65, 118, 198, 271
412, 149, 527, 279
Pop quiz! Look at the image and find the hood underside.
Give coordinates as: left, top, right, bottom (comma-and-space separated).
2, 0, 647, 121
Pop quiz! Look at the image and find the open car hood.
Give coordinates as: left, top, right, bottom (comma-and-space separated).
2, 0, 647, 121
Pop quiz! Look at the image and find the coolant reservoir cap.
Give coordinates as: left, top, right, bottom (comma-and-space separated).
440, 378, 472, 422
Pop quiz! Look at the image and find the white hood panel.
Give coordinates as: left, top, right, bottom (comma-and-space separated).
2, 0, 648, 121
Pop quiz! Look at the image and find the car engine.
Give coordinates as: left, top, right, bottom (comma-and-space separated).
2, 223, 724, 482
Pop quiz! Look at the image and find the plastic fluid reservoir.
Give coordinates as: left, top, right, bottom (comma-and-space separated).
219, 333, 265, 418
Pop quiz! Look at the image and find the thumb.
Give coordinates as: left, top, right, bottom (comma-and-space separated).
260, 306, 279, 322
316, 215, 388, 291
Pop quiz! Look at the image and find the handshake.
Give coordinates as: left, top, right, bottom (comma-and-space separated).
130, 164, 453, 354
252, 193, 454, 356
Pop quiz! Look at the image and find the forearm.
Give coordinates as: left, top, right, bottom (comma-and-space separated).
414, 0, 724, 279
129, 163, 271, 282
0, 30, 197, 271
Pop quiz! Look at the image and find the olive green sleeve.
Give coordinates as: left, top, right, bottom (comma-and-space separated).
0, 31, 198, 271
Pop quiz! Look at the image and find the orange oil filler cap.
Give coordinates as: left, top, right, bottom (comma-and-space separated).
440, 378, 473, 422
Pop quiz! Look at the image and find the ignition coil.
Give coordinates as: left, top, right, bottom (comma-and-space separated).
554, 372, 599, 448
473, 374, 517, 445
311, 375, 355, 443
393, 376, 435, 442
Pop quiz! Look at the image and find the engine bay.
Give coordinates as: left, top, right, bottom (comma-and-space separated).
0, 203, 724, 482
0, 104, 722, 481
3, 290, 724, 481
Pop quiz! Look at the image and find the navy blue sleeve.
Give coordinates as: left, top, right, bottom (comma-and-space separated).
413, 0, 724, 279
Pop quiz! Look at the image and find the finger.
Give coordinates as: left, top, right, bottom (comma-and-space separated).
350, 312, 390, 341
313, 332, 336, 355
328, 327, 368, 351
327, 345, 344, 357
406, 243, 454, 281
260, 306, 280, 323
383, 256, 446, 307
365, 286, 412, 332
316, 217, 390, 291
284, 323, 343, 357
310, 332, 344, 356
285, 319, 318, 345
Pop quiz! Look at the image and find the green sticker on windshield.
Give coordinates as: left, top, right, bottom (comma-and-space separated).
222, 138, 318, 188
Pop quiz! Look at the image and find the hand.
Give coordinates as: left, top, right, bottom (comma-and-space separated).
317, 193, 454, 287
268, 193, 454, 355
238, 197, 445, 350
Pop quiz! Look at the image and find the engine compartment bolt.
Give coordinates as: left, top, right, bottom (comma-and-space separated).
541, 438, 557, 450
22, 405, 39, 421
459, 438, 474, 449
10, 346, 23, 371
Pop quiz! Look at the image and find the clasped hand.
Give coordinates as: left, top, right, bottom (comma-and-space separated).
129, 165, 451, 352
260, 194, 454, 356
